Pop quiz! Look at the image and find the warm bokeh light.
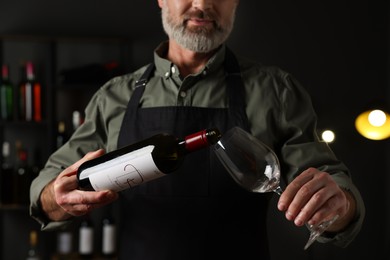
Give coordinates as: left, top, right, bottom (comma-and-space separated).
321, 130, 335, 143
355, 109, 390, 140
368, 110, 387, 127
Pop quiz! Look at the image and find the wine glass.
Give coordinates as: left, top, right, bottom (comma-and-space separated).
213, 126, 339, 250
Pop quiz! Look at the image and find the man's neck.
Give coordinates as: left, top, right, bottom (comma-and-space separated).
166, 40, 218, 77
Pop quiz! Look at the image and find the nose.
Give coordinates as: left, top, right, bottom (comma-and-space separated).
192, 0, 212, 11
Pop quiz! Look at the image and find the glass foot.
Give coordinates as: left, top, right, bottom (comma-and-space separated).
304, 214, 339, 250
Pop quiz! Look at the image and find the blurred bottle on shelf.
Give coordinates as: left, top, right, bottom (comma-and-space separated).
14, 141, 32, 205
30, 147, 42, 180
18, 61, 42, 122
26, 230, 41, 260
78, 214, 94, 259
0, 64, 14, 121
51, 230, 75, 260
72, 110, 83, 131
56, 121, 68, 149
0, 141, 15, 205
101, 207, 117, 260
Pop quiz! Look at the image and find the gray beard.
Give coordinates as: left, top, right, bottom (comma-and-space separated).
161, 8, 234, 53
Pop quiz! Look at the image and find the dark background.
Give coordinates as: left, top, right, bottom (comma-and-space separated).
0, 0, 389, 259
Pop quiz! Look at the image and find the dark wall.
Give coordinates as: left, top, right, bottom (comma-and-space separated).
0, 1, 388, 259
227, 2, 388, 259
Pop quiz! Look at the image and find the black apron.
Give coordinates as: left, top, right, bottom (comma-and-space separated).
116, 48, 271, 259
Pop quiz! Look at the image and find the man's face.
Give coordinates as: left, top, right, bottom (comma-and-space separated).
159, 0, 239, 53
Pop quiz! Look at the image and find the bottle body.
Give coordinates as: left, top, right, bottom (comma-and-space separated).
0, 64, 14, 121
101, 213, 116, 259
56, 121, 68, 149
78, 216, 94, 259
0, 141, 15, 204
14, 141, 32, 204
51, 230, 74, 260
26, 230, 41, 260
19, 61, 42, 122
77, 128, 221, 192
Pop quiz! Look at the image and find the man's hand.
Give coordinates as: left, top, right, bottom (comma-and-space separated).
277, 167, 356, 233
40, 149, 119, 221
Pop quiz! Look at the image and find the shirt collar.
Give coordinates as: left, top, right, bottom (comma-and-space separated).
153, 41, 226, 79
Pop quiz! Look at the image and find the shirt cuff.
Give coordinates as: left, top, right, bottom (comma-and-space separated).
316, 173, 365, 247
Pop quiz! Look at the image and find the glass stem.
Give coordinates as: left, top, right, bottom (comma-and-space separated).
274, 186, 283, 195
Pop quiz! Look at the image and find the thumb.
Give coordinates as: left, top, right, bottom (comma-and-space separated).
63, 149, 106, 176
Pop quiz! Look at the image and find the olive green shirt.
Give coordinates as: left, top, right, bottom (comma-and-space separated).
30, 43, 364, 248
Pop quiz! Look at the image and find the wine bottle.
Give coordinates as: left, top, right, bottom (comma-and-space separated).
78, 214, 94, 259
26, 230, 41, 260
56, 121, 68, 149
72, 110, 83, 131
19, 61, 42, 122
0, 141, 15, 205
14, 141, 31, 205
101, 208, 117, 259
51, 230, 74, 260
0, 64, 14, 121
77, 128, 221, 192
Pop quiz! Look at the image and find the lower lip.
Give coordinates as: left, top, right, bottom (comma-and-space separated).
188, 19, 213, 27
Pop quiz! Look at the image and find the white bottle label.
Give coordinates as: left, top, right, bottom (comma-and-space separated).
80, 145, 165, 192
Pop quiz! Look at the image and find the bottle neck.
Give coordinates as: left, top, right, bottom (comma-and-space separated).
1, 65, 9, 80
182, 128, 221, 152
26, 62, 35, 81
183, 130, 209, 152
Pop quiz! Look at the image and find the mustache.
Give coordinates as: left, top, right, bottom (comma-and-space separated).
184, 9, 216, 21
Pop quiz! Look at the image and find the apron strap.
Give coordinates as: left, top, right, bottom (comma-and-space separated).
117, 63, 154, 148
224, 47, 250, 130
128, 63, 155, 109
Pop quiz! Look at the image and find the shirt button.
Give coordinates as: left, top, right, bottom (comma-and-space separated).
202, 70, 207, 76
171, 67, 176, 74
164, 72, 170, 78
180, 91, 187, 98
